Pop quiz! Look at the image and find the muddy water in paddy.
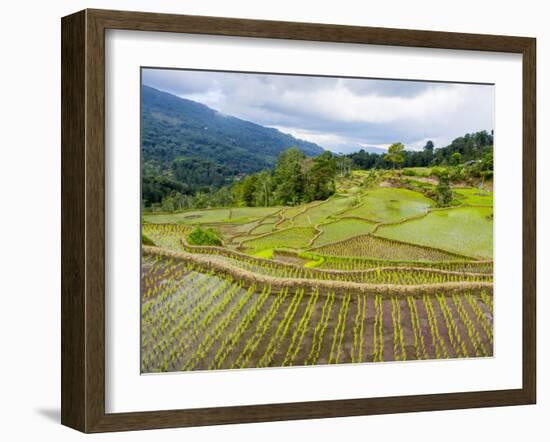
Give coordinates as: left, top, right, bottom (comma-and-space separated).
141, 267, 494, 373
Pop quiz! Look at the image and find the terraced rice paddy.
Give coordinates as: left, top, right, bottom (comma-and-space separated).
141, 253, 493, 372
340, 188, 433, 223
311, 234, 465, 261
241, 227, 317, 253
313, 219, 377, 247
309, 254, 493, 273
291, 196, 357, 226
142, 173, 494, 373
376, 206, 493, 259
171, 249, 492, 285
453, 188, 493, 206
144, 208, 232, 225
142, 223, 191, 252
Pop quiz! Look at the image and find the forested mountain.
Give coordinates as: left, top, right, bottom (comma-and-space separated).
141, 85, 325, 205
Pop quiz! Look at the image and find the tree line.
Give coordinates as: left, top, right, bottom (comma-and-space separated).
149, 148, 338, 212
145, 130, 493, 212
348, 130, 493, 170
233, 148, 337, 207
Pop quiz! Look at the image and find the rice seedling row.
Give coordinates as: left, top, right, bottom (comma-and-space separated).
183, 251, 492, 285
142, 223, 191, 252
309, 253, 492, 274
311, 234, 470, 261
142, 256, 493, 372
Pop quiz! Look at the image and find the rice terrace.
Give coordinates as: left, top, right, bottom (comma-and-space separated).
140, 71, 494, 373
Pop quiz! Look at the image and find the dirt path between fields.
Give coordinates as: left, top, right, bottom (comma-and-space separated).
143, 246, 493, 298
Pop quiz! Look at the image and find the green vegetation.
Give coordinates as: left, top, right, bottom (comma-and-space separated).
347, 131, 493, 171
242, 227, 317, 253
144, 206, 281, 226
253, 249, 274, 259
141, 253, 493, 372
434, 172, 453, 207
230, 207, 281, 219
250, 223, 277, 235
142, 223, 191, 251
142, 86, 494, 223
144, 208, 231, 224
376, 206, 493, 259
171, 246, 491, 284
171, 157, 236, 192
314, 219, 376, 246
141, 85, 322, 208
186, 226, 223, 246
384, 142, 405, 168
402, 167, 432, 177
312, 234, 464, 261
142, 169, 493, 374
142, 167, 493, 261
292, 196, 356, 226
341, 188, 433, 223
140, 101, 495, 373
141, 233, 156, 246
454, 188, 493, 206
233, 148, 339, 207
301, 252, 492, 273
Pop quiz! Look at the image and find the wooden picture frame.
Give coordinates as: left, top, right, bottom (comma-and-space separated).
61, 8, 536, 433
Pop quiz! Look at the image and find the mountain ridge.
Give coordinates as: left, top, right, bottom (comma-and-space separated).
141, 85, 324, 173
141, 85, 325, 206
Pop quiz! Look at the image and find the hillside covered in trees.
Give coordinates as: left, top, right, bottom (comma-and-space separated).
141, 85, 324, 206
156, 147, 339, 211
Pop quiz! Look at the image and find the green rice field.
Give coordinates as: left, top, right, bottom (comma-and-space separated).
376, 206, 493, 259
142, 171, 494, 373
339, 188, 433, 223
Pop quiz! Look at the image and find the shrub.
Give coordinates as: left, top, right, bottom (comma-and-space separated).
186, 226, 222, 246
448, 166, 465, 182
434, 172, 453, 207
361, 169, 379, 188
431, 166, 448, 178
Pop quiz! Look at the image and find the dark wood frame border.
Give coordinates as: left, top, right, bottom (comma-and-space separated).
61, 9, 536, 433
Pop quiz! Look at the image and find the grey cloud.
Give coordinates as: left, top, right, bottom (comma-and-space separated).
341, 78, 443, 97
142, 68, 494, 153
142, 69, 214, 95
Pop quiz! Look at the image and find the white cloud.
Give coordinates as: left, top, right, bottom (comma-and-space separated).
142, 68, 494, 152
270, 126, 349, 147
276, 82, 462, 124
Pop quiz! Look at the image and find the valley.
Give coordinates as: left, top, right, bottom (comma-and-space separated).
141, 169, 494, 372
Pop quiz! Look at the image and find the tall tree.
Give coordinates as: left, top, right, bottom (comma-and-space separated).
384, 142, 405, 169
435, 172, 453, 207
273, 147, 306, 205
306, 151, 337, 201
236, 174, 259, 207
255, 170, 273, 207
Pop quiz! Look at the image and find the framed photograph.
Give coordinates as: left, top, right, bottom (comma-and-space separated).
61, 9, 536, 432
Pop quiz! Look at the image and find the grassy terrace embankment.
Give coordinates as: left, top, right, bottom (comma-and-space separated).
143, 245, 493, 297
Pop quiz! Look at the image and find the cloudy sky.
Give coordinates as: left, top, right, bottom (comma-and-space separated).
142, 68, 494, 154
